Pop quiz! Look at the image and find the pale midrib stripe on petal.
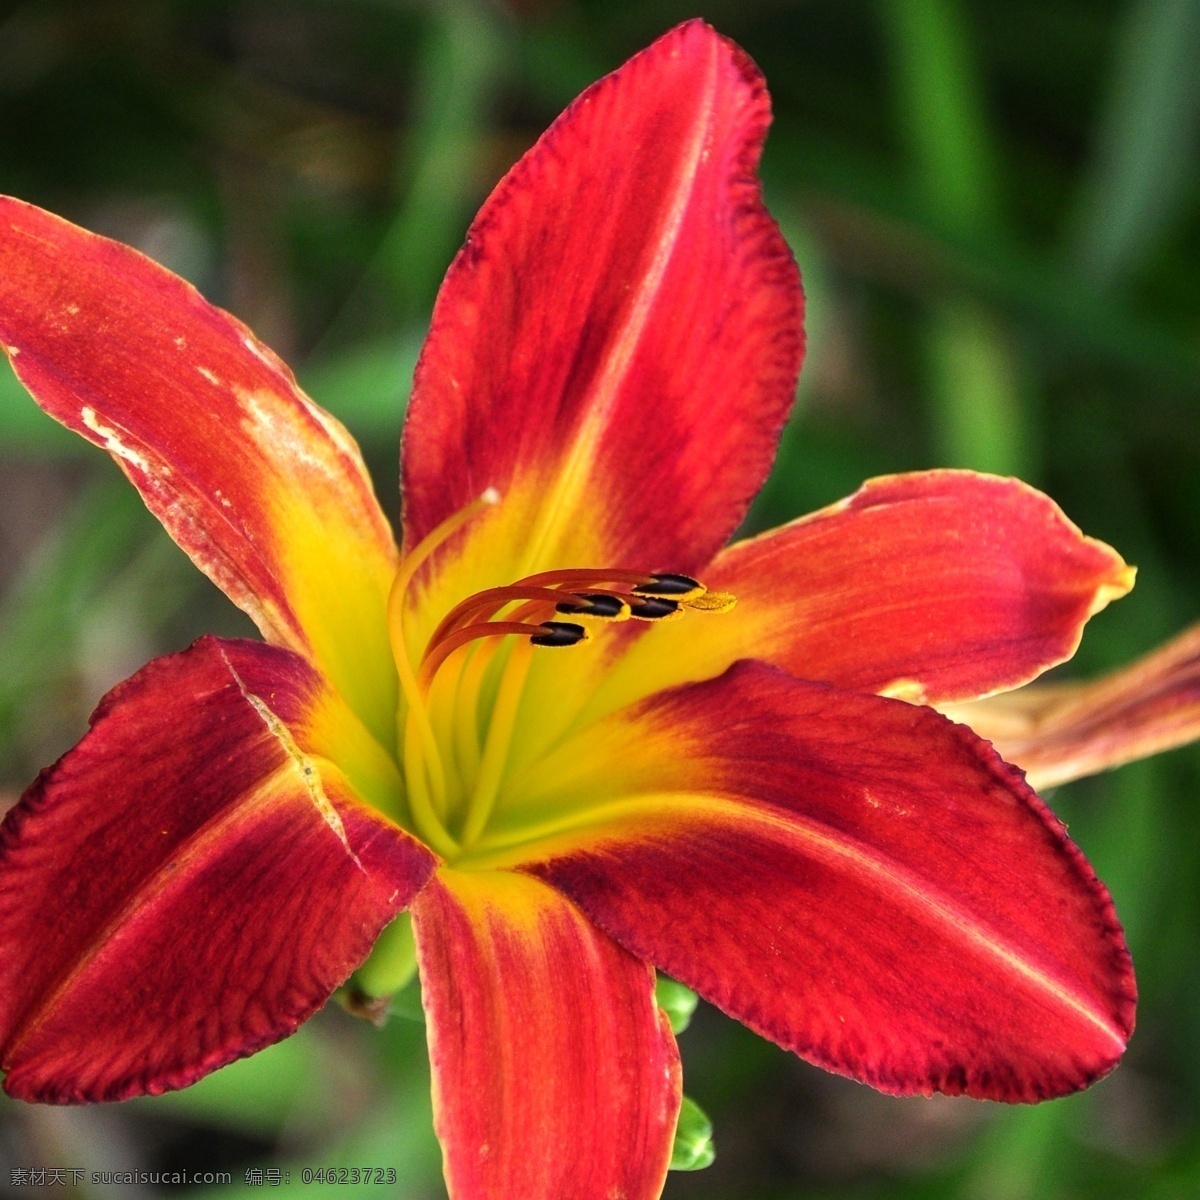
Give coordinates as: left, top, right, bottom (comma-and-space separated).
4, 764, 301, 1058
467, 790, 1127, 1051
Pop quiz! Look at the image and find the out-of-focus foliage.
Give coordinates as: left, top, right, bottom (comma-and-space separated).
1, 1, 1199, 1197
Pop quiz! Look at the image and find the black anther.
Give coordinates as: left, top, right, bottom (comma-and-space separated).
632, 573, 701, 597
530, 621, 587, 647
556, 592, 626, 618
628, 597, 680, 620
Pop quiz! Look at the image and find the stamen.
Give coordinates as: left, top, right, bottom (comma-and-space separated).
462, 637, 536, 846
553, 592, 629, 620
632, 572, 704, 599
628, 596, 683, 621
418, 620, 590, 694
427, 569, 682, 651
428, 584, 606, 651
530, 621, 589, 647
445, 605, 566, 802
450, 641, 492, 788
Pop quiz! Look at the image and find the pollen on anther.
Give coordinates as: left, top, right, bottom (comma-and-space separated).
684, 591, 737, 613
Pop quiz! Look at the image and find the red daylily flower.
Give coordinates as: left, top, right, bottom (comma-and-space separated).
0, 20, 1137, 1200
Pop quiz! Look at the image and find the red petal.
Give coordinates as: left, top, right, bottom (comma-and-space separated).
561, 471, 1133, 743
0, 198, 399, 742
498, 662, 1136, 1102
0, 639, 435, 1103
411, 868, 679, 1200
714, 471, 1134, 704
401, 20, 801, 606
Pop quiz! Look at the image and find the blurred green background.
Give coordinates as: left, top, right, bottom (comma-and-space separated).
1, 0, 1199, 1196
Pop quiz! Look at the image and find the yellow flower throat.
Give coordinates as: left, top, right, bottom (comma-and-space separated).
385, 490, 734, 862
